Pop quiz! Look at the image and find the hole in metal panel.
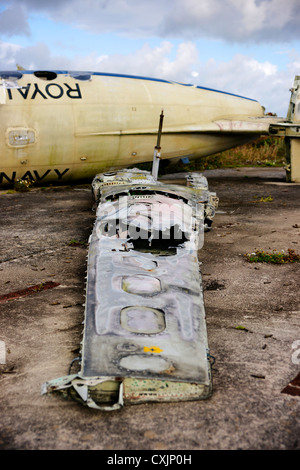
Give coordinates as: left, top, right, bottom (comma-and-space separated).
34, 71, 57, 81
120, 306, 166, 334
88, 381, 121, 405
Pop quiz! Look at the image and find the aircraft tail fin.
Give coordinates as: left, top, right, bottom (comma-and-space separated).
269, 76, 300, 182
285, 76, 300, 182
287, 75, 300, 123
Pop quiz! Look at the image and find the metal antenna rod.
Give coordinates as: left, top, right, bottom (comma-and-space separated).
152, 110, 164, 180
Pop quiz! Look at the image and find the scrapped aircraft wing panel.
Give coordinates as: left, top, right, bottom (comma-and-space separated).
42, 169, 219, 410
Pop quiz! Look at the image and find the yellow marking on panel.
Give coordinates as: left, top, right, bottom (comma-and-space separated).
144, 346, 163, 354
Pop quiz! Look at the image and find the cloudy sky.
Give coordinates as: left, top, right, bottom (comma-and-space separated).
0, 0, 299, 116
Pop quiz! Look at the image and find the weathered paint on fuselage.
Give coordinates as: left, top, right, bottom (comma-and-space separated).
0, 70, 264, 185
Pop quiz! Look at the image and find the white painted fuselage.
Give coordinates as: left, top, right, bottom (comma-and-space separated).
0, 70, 265, 185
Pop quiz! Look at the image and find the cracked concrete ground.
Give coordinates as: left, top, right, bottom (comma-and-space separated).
0, 167, 299, 450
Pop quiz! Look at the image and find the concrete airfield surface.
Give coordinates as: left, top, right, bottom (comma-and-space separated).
0, 166, 299, 450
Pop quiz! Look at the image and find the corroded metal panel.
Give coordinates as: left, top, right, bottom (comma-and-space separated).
81, 240, 209, 383
0, 70, 268, 186
43, 169, 218, 409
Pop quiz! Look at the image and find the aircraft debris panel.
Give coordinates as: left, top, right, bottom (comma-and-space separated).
42, 169, 219, 409
268, 75, 300, 182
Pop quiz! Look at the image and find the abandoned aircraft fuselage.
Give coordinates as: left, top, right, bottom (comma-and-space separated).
0, 70, 265, 186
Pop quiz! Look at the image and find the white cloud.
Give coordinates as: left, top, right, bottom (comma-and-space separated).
69, 41, 199, 85
194, 53, 291, 116
159, 0, 300, 42
245, 58, 278, 77
0, 40, 22, 67
0, 40, 21, 58
1, 0, 300, 42
0, 40, 72, 70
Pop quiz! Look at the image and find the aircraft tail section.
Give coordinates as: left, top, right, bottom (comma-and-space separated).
286, 76, 300, 182
287, 75, 300, 123
269, 76, 300, 182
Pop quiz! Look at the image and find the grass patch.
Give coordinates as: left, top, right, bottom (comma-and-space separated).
5, 189, 16, 194
132, 135, 286, 174
68, 239, 87, 247
252, 195, 274, 203
185, 136, 286, 172
245, 248, 300, 264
